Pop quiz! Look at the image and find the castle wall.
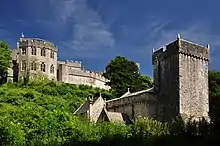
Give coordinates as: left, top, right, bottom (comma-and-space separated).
58, 61, 110, 90
178, 40, 209, 119
153, 41, 180, 121
153, 38, 210, 121
18, 38, 58, 80
106, 91, 157, 120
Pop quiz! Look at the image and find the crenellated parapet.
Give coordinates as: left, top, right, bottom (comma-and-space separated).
19, 37, 58, 52
152, 35, 210, 62
69, 68, 108, 82
57, 60, 110, 89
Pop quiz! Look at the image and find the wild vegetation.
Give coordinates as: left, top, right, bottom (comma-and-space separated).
103, 56, 153, 97
0, 41, 220, 145
0, 41, 11, 84
0, 76, 220, 145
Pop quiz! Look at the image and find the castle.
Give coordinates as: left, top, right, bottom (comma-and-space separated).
7, 34, 110, 90
74, 35, 210, 123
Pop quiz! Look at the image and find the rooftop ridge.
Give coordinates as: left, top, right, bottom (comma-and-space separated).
153, 39, 177, 53
179, 38, 209, 49
153, 35, 209, 53
106, 87, 154, 102
19, 37, 57, 48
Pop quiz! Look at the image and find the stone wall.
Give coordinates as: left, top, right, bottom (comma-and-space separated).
57, 61, 110, 90
18, 37, 58, 80
153, 40, 181, 121
106, 90, 157, 120
8, 36, 109, 90
152, 37, 210, 121
178, 39, 209, 120
89, 97, 106, 122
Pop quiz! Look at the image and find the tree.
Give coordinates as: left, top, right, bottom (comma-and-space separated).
208, 70, 220, 121
0, 41, 11, 84
140, 75, 153, 89
103, 56, 146, 97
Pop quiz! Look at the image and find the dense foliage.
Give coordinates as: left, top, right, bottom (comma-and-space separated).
0, 41, 11, 84
0, 78, 115, 145
0, 39, 219, 145
103, 56, 153, 97
209, 70, 220, 122
0, 70, 219, 145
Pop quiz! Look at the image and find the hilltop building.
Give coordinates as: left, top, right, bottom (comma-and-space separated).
74, 93, 132, 124
74, 35, 210, 123
8, 34, 110, 90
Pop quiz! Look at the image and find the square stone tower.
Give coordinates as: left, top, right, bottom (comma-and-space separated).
152, 35, 210, 122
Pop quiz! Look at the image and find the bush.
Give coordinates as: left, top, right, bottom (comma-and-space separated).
1, 79, 220, 145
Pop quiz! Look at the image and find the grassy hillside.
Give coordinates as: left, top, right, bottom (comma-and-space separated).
0, 79, 125, 145
1, 77, 220, 145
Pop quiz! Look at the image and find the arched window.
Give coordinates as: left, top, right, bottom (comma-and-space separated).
21, 47, 26, 55
50, 51, 54, 59
40, 62, 46, 72
41, 48, 46, 57
31, 46, 36, 55
21, 60, 26, 71
50, 64, 54, 74
31, 62, 37, 70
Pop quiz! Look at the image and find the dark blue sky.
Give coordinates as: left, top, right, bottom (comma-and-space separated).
0, 0, 219, 76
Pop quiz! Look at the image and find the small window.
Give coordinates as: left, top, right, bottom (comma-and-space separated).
40, 62, 46, 72
31, 46, 37, 55
31, 62, 37, 70
41, 48, 46, 57
21, 60, 26, 71
50, 51, 54, 59
50, 65, 54, 73
21, 48, 26, 55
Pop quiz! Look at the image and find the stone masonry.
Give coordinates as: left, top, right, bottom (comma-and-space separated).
57, 60, 110, 90
105, 35, 210, 122
8, 34, 110, 90
17, 34, 58, 81
153, 35, 209, 121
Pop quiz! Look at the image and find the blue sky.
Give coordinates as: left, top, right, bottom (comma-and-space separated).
0, 0, 219, 76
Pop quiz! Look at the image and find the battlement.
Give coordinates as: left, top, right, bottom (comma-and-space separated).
19, 37, 58, 52
59, 60, 83, 68
69, 69, 108, 82
58, 60, 108, 82
152, 35, 210, 63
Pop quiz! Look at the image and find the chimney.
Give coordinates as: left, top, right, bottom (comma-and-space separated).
87, 94, 93, 121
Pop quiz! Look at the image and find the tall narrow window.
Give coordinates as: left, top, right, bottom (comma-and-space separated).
50, 51, 54, 59
31, 62, 37, 70
31, 46, 37, 55
21, 48, 26, 55
50, 64, 54, 74
41, 48, 46, 57
21, 60, 26, 71
40, 62, 46, 72
132, 104, 135, 120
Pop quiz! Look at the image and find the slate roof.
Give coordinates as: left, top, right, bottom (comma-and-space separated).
74, 94, 132, 124
74, 94, 103, 115
103, 109, 132, 124
107, 87, 154, 102
73, 100, 89, 114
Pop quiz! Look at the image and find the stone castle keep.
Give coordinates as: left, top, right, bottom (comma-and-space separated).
74, 35, 210, 123
8, 34, 110, 90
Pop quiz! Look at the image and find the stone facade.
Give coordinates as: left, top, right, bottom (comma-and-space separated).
8, 34, 110, 90
74, 94, 132, 124
106, 88, 157, 121
11, 35, 58, 81
105, 35, 210, 122
57, 60, 110, 90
